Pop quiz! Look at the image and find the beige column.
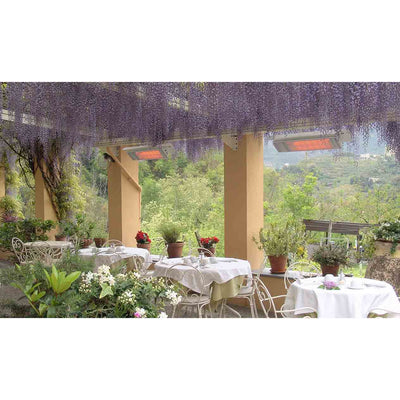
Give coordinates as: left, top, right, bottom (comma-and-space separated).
108, 147, 141, 247
0, 164, 5, 199
224, 134, 264, 270
35, 164, 58, 239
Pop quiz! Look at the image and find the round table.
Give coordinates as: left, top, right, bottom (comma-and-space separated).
153, 257, 252, 301
284, 276, 400, 318
78, 246, 151, 270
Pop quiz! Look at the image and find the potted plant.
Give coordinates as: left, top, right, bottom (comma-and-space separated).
92, 226, 108, 248
55, 232, 67, 241
362, 220, 400, 258
199, 236, 219, 256
312, 243, 348, 276
59, 214, 95, 249
159, 222, 184, 258
254, 219, 306, 274
135, 230, 152, 251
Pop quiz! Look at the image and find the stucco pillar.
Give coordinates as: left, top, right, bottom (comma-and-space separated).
224, 134, 264, 270
108, 147, 141, 247
35, 163, 58, 239
0, 164, 5, 199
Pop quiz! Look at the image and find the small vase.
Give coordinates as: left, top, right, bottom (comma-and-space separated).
198, 247, 215, 257
137, 242, 151, 251
268, 255, 288, 274
167, 242, 184, 258
321, 265, 339, 276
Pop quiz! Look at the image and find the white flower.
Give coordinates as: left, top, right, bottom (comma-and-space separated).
165, 289, 182, 305
158, 312, 168, 318
133, 272, 141, 279
98, 265, 111, 275
134, 307, 147, 318
118, 290, 136, 305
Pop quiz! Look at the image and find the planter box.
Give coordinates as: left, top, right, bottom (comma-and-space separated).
374, 240, 400, 258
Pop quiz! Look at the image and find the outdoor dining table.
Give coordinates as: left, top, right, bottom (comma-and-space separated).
284, 276, 400, 318
153, 256, 252, 307
78, 246, 152, 270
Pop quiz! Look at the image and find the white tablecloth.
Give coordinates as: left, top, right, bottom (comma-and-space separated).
78, 247, 151, 270
153, 257, 252, 294
284, 277, 400, 318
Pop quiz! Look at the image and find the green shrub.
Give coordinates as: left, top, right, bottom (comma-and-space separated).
312, 243, 348, 267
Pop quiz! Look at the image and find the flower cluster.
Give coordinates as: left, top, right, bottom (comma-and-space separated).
165, 289, 182, 306
135, 230, 151, 244
318, 281, 340, 290
79, 265, 116, 293
118, 290, 136, 306
200, 236, 219, 249
134, 307, 147, 318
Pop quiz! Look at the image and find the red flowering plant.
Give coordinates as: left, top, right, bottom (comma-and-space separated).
135, 230, 151, 244
200, 236, 219, 249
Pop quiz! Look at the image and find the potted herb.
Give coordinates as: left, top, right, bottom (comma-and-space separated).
92, 226, 108, 248
59, 214, 95, 249
159, 222, 184, 258
254, 219, 306, 274
199, 236, 219, 257
312, 243, 348, 276
135, 230, 152, 251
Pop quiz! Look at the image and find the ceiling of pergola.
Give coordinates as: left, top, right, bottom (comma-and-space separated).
2, 82, 400, 158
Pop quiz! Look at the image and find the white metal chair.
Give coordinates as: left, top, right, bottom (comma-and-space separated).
367, 307, 400, 318
284, 261, 322, 290
197, 247, 215, 257
102, 239, 125, 248
219, 255, 268, 318
255, 277, 317, 318
11, 238, 55, 266
165, 263, 213, 318
11, 237, 31, 265
126, 255, 154, 277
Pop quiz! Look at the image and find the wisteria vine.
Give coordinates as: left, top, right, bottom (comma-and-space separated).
1, 82, 400, 159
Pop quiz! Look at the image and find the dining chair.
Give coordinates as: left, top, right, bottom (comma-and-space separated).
165, 263, 213, 318
367, 307, 400, 318
284, 261, 322, 290
102, 239, 125, 248
197, 247, 215, 257
11, 237, 30, 265
126, 255, 154, 277
255, 277, 318, 318
218, 255, 268, 318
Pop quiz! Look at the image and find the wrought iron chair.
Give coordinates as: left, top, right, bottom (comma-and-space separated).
197, 247, 215, 257
102, 239, 125, 248
284, 261, 322, 290
255, 277, 317, 318
11, 237, 31, 265
126, 255, 154, 277
219, 255, 268, 318
367, 307, 400, 318
165, 263, 213, 318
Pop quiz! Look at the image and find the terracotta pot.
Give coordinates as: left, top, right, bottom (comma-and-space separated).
268, 255, 288, 274
374, 240, 400, 258
94, 238, 107, 248
198, 247, 215, 257
55, 235, 67, 241
321, 265, 340, 276
137, 242, 151, 251
81, 239, 93, 249
167, 242, 185, 258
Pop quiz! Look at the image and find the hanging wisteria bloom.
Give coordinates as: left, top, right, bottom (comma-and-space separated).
3, 83, 400, 159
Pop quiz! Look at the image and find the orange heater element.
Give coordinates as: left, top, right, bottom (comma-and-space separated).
135, 150, 164, 160
286, 138, 334, 151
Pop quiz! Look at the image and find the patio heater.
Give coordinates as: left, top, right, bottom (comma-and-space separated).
123, 143, 175, 160
272, 130, 351, 152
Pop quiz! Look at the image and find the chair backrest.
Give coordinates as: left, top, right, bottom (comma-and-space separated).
102, 239, 124, 248
254, 277, 278, 318
126, 255, 146, 274
367, 307, 400, 318
194, 231, 202, 247
284, 261, 321, 290
11, 237, 29, 264
165, 263, 212, 300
